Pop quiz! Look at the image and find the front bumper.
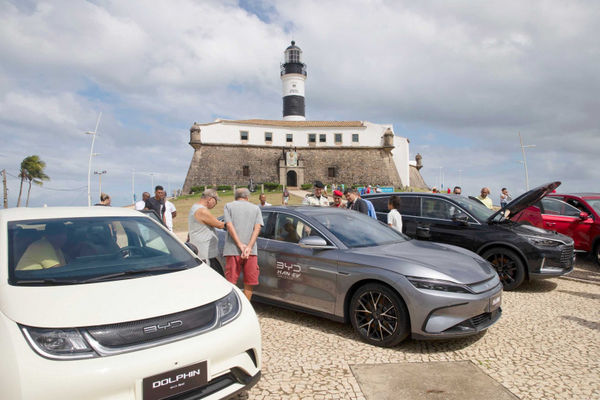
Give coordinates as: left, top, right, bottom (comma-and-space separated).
1, 291, 261, 400
405, 280, 503, 340
528, 244, 575, 279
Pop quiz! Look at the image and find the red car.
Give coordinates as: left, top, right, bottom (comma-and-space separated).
513, 193, 600, 266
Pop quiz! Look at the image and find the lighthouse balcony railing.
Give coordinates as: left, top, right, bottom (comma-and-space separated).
281, 63, 307, 76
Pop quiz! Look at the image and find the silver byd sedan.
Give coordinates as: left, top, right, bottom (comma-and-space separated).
215, 206, 502, 347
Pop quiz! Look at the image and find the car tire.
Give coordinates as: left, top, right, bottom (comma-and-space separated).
349, 283, 410, 347
482, 247, 525, 291
592, 241, 600, 267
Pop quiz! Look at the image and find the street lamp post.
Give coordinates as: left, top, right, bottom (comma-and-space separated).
85, 112, 102, 206
519, 132, 536, 191
94, 170, 107, 195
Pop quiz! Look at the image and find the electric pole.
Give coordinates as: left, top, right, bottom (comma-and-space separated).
2, 169, 7, 209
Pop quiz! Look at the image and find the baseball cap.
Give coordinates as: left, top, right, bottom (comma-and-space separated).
314, 181, 324, 189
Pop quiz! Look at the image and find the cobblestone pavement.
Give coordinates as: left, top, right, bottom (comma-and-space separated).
235, 259, 600, 400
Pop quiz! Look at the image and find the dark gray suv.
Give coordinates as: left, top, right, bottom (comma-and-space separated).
365, 182, 575, 290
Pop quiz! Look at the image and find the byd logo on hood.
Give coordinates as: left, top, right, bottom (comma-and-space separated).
143, 320, 183, 334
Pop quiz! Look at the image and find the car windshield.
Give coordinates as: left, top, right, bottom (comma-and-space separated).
316, 210, 407, 248
8, 216, 199, 286
452, 196, 495, 221
585, 198, 600, 215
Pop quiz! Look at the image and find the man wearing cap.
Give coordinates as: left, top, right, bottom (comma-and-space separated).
303, 181, 329, 206
331, 190, 344, 207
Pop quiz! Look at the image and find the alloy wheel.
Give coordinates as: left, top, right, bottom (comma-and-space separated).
353, 290, 399, 342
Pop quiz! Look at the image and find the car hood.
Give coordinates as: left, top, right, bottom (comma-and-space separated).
509, 222, 574, 244
345, 240, 496, 284
489, 181, 561, 223
0, 265, 232, 328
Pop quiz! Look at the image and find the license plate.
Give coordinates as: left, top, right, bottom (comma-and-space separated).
143, 361, 208, 400
490, 294, 502, 310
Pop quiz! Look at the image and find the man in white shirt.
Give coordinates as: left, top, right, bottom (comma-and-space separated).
259, 193, 271, 207
135, 192, 150, 210
164, 199, 177, 232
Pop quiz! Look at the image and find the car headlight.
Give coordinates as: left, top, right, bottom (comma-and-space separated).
216, 289, 241, 326
21, 327, 95, 360
407, 277, 473, 294
523, 236, 563, 247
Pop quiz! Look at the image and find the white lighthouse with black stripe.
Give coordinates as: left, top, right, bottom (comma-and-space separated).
281, 41, 307, 121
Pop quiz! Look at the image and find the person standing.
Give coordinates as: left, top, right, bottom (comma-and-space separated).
331, 190, 344, 207
164, 198, 177, 232
145, 185, 166, 223
259, 193, 271, 207
500, 187, 512, 208
387, 195, 403, 233
476, 187, 493, 209
303, 181, 329, 206
188, 189, 224, 264
223, 188, 264, 301
94, 193, 111, 206
135, 192, 150, 210
453, 186, 462, 195
344, 188, 369, 215
357, 191, 377, 219
282, 187, 290, 205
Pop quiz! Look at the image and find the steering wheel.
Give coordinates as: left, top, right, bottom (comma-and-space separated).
120, 246, 144, 258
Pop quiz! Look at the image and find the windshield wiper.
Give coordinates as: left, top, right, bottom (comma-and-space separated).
15, 278, 81, 285
81, 265, 190, 283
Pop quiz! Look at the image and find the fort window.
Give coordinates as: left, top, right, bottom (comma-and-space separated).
328, 167, 336, 178
243, 165, 250, 176
352, 134, 359, 143
240, 131, 249, 141
286, 133, 293, 143
265, 132, 272, 143
319, 134, 326, 143
334, 133, 342, 144
308, 134, 316, 143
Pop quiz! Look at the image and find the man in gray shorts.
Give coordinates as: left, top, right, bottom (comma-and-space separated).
223, 188, 263, 300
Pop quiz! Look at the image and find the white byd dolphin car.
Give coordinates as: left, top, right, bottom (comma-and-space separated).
0, 207, 261, 400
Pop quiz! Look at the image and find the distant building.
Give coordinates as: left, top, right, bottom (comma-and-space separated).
182, 41, 427, 192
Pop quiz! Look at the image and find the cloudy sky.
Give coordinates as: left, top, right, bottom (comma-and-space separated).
1, 0, 599, 207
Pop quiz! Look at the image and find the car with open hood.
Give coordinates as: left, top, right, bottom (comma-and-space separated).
213, 206, 502, 347
512, 192, 600, 266
0, 207, 261, 400
365, 182, 575, 290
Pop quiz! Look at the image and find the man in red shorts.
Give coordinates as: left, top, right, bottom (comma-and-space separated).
223, 188, 264, 300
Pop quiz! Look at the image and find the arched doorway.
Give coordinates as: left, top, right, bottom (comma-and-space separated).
286, 170, 297, 187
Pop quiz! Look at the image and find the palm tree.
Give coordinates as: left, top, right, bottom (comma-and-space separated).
16, 156, 50, 207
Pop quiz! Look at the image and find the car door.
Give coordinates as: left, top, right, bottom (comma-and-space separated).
540, 198, 593, 251
259, 212, 338, 314
417, 197, 479, 251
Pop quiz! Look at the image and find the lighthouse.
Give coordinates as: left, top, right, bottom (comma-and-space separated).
281, 41, 307, 121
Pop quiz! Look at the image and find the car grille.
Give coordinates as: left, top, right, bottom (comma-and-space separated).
85, 303, 217, 348
444, 308, 502, 333
560, 245, 574, 268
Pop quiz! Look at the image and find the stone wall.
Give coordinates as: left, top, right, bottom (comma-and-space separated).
182, 144, 405, 192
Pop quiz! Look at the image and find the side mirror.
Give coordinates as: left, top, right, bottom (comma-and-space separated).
298, 236, 335, 249
185, 242, 199, 255
452, 213, 469, 225
579, 211, 590, 220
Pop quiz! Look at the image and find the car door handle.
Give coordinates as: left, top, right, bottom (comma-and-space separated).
417, 226, 430, 232
545, 222, 556, 227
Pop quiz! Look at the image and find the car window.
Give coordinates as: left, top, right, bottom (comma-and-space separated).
585, 199, 600, 215
397, 196, 420, 216
259, 211, 274, 238
564, 198, 593, 216
449, 196, 494, 221
421, 198, 454, 220
8, 217, 199, 286
273, 213, 322, 244
369, 197, 389, 213
541, 198, 580, 217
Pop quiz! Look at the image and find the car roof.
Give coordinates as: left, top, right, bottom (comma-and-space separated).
550, 193, 600, 198
0, 207, 144, 222
364, 192, 456, 199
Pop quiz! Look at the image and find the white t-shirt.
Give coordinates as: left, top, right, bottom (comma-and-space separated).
164, 200, 176, 231
387, 209, 403, 233
260, 202, 272, 207
134, 200, 146, 211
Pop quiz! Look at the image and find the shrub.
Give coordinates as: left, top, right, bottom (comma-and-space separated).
300, 183, 313, 190
263, 182, 281, 191
190, 186, 202, 194
216, 185, 232, 191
